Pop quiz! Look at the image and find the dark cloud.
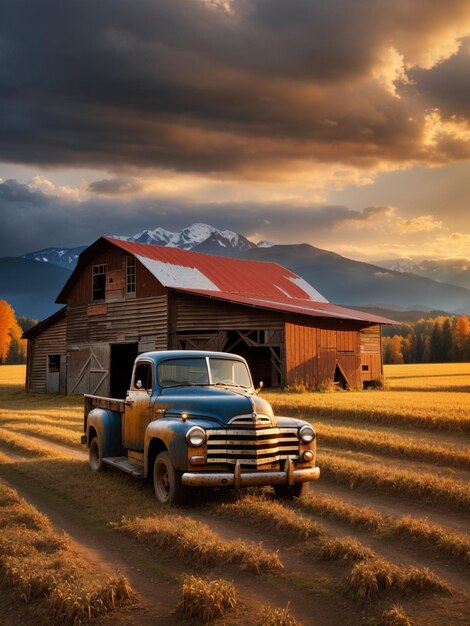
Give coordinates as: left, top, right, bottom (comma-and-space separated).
411, 42, 470, 118
0, 178, 369, 255
88, 177, 144, 195
1, 1, 469, 177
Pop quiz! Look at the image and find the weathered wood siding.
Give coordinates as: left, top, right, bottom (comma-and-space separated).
66, 295, 168, 348
171, 292, 284, 335
285, 319, 373, 389
68, 248, 164, 306
27, 317, 67, 393
359, 325, 382, 382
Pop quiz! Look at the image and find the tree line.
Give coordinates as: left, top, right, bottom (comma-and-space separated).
382, 314, 470, 364
0, 300, 36, 365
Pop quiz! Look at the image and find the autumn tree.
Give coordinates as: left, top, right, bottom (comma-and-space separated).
454, 314, 470, 360
401, 333, 413, 363
0, 300, 24, 364
390, 335, 404, 364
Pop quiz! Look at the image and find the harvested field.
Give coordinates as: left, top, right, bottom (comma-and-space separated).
0, 363, 469, 625
0, 480, 136, 624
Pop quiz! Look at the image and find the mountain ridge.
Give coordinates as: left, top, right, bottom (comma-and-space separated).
5, 223, 470, 319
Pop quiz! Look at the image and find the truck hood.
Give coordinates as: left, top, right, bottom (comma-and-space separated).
154, 386, 275, 427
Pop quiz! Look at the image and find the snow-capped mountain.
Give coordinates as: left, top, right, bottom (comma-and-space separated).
20, 224, 273, 269
377, 257, 470, 290
22, 246, 87, 269
129, 223, 258, 254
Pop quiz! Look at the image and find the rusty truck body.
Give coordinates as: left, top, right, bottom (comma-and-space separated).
82, 350, 320, 504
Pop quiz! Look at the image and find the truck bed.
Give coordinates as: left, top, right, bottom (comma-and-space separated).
84, 394, 126, 419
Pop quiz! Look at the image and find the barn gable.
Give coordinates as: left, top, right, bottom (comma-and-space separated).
25, 236, 394, 394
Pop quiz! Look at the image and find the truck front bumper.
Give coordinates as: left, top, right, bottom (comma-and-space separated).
181, 459, 320, 489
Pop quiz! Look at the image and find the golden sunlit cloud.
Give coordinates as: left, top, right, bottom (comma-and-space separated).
395, 215, 444, 234
372, 47, 410, 97
27, 176, 83, 202
423, 110, 470, 148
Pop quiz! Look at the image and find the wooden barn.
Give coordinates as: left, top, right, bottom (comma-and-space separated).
24, 236, 393, 395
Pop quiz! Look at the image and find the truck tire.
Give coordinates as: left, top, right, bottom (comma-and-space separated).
273, 482, 308, 500
153, 451, 187, 505
89, 436, 106, 472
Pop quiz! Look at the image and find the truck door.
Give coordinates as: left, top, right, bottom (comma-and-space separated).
123, 361, 153, 451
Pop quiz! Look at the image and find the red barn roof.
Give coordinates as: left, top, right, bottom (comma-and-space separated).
57, 236, 395, 324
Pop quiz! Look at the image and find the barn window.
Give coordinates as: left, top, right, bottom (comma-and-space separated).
92, 265, 106, 301
48, 355, 61, 373
126, 256, 136, 294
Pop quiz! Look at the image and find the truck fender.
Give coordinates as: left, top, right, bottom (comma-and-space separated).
144, 419, 192, 477
86, 408, 122, 458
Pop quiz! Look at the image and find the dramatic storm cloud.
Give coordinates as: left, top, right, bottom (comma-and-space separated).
1, 0, 470, 177
1, 1, 469, 261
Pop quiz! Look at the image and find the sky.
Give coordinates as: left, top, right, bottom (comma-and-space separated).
1, 0, 470, 262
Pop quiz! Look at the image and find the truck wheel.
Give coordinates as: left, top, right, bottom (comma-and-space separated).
273, 482, 308, 500
153, 451, 187, 505
89, 437, 106, 472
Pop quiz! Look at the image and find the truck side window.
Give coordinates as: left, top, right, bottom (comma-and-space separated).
133, 363, 153, 391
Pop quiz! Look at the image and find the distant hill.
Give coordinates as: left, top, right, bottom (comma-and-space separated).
0, 257, 71, 319
346, 306, 454, 323
243, 244, 470, 314
377, 257, 470, 290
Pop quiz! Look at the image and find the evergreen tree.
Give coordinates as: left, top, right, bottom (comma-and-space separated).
441, 318, 453, 362
430, 322, 442, 362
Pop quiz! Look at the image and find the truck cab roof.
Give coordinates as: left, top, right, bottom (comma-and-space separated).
136, 350, 249, 365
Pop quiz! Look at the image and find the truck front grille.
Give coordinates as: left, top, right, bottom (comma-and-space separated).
206, 427, 300, 466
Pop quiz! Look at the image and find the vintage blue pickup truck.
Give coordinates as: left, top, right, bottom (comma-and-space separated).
82, 350, 320, 504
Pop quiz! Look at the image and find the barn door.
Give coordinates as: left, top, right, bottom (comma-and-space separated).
336, 353, 360, 389
318, 348, 336, 386
67, 345, 110, 396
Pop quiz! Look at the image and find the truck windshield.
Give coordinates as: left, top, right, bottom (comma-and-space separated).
158, 357, 252, 389
158, 358, 209, 387
208, 358, 252, 388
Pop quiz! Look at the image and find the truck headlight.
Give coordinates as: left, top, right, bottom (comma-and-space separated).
298, 424, 315, 443
186, 426, 207, 447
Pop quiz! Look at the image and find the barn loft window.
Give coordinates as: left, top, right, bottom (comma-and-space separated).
92, 265, 106, 301
126, 256, 136, 295
48, 355, 61, 373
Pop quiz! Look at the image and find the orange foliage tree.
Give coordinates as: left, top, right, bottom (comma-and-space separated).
454, 314, 470, 360
0, 300, 24, 363
390, 335, 404, 364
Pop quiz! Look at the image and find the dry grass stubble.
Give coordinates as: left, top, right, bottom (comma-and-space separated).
115, 514, 283, 574
348, 559, 451, 599
0, 481, 135, 624
218, 493, 325, 540
298, 493, 470, 566
319, 451, 470, 511
179, 575, 236, 621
